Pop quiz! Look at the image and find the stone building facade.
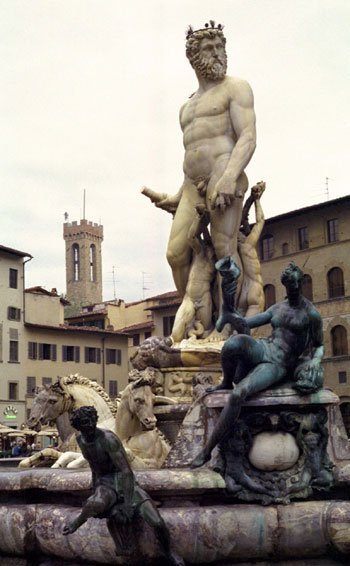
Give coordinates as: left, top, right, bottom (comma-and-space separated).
0, 245, 32, 427
258, 195, 350, 402
63, 219, 103, 309
65, 291, 181, 362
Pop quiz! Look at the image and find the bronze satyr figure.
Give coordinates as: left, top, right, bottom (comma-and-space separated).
62, 406, 184, 565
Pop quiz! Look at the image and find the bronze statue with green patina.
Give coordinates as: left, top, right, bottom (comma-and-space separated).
62, 406, 184, 565
192, 261, 325, 468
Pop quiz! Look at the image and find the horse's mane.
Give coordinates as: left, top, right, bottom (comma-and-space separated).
57, 374, 118, 417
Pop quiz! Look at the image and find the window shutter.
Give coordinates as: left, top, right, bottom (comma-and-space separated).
75, 347, 80, 363
96, 348, 101, 364
117, 350, 121, 365
38, 343, 44, 360
85, 347, 89, 363
51, 344, 57, 361
28, 342, 33, 359
62, 346, 67, 362
16, 308, 21, 321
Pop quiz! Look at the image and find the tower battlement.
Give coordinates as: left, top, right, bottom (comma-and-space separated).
63, 219, 103, 241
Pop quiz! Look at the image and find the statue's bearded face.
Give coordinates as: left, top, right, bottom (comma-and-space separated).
192, 37, 227, 81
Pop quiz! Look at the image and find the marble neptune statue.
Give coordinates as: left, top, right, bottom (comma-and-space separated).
142, 21, 258, 342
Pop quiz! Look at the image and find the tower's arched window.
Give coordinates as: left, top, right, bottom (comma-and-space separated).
261, 235, 274, 260
264, 284, 276, 309
73, 244, 79, 281
90, 244, 96, 282
327, 267, 345, 299
331, 325, 348, 356
301, 274, 313, 301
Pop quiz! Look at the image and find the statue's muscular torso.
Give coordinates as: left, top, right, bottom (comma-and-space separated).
180, 76, 241, 182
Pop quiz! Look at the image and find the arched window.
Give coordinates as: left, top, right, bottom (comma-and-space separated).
331, 325, 348, 356
264, 284, 276, 309
261, 235, 274, 260
72, 244, 79, 281
282, 242, 289, 255
90, 244, 96, 282
301, 274, 313, 301
327, 267, 344, 298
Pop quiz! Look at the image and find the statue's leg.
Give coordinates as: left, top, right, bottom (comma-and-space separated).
139, 498, 184, 566
209, 334, 264, 391
171, 293, 195, 342
192, 360, 282, 468
64, 486, 116, 534
234, 362, 284, 399
167, 181, 202, 297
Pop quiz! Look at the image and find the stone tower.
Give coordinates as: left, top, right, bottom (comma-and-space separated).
63, 219, 103, 308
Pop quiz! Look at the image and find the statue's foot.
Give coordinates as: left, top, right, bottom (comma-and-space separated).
225, 475, 241, 494
167, 550, 185, 566
202, 326, 230, 343
190, 450, 211, 469
206, 382, 233, 392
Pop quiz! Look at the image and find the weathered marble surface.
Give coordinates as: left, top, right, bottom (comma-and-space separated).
1, 500, 350, 563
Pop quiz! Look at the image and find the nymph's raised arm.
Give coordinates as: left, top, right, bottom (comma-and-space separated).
246, 309, 273, 329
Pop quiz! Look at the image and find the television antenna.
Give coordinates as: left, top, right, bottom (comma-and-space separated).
142, 272, 152, 299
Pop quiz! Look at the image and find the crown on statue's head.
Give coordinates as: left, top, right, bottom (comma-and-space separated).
186, 20, 224, 40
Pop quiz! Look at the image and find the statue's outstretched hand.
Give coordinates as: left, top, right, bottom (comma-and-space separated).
251, 181, 266, 200
62, 522, 76, 535
141, 186, 179, 214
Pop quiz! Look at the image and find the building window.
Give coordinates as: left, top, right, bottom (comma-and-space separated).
298, 226, 309, 250
263, 284, 276, 309
327, 267, 345, 299
84, 347, 101, 364
163, 316, 175, 337
9, 268, 18, 289
301, 274, 313, 302
106, 348, 121, 365
27, 376, 36, 395
339, 371, 347, 384
38, 343, 57, 361
73, 244, 79, 281
62, 345, 80, 363
327, 218, 339, 243
90, 244, 96, 282
261, 235, 274, 260
28, 342, 38, 360
9, 340, 18, 362
42, 377, 52, 387
145, 331, 152, 340
7, 307, 21, 321
109, 380, 118, 398
331, 325, 348, 356
132, 334, 140, 346
282, 242, 289, 255
9, 382, 18, 400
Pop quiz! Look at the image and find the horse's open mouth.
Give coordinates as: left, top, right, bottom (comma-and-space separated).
141, 423, 156, 431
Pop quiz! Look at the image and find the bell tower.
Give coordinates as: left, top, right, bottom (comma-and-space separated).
63, 219, 103, 308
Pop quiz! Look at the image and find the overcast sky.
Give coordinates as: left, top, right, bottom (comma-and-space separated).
1, 0, 349, 302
